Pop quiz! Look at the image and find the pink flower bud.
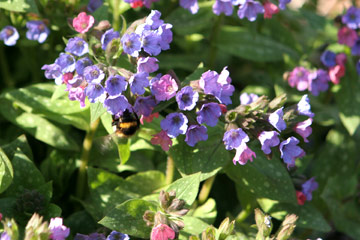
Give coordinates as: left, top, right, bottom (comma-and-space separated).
73, 12, 95, 34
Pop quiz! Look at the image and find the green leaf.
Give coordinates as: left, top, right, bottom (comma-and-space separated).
90, 102, 107, 123
0, 148, 14, 194
225, 146, 296, 203
192, 198, 217, 224
0, 198, 17, 218
217, 26, 298, 62
51, 84, 67, 101
101, 112, 113, 134
1, 135, 33, 160
157, 54, 204, 71
43, 203, 62, 219
116, 138, 131, 165
181, 63, 205, 86
180, 216, 209, 238
170, 126, 229, 181
166, 172, 201, 206
257, 199, 331, 232
0, 0, 38, 13
99, 199, 157, 238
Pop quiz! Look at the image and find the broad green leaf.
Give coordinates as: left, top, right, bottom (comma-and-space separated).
65, 211, 98, 236
116, 138, 131, 165
192, 198, 217, 224
0, 0, 38, 13
166, 172, 201, 206
51, 84, 67, 101
225, 146, 296, 203
43, 203, 62, 219
0, 198, 17, 218
258, 198, 330, 232
170, 126, 229, 181
181, 63, 205, 86
90, 102, 107, 123
0, 148, 14, 194
99, 199, 157, 238
179, 216, 209, 240
1, 135, 33, 160
0, 98, 79, 151
101, 112, 113, 134
217, 26, 298, 62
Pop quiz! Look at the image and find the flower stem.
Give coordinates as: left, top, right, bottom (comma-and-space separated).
112, 0, 120, 31
208, 14, 224, 69
235, 202, 252, 222
198, 175, 216, 205
165, 154, 175, 185
76, 118, 100, 199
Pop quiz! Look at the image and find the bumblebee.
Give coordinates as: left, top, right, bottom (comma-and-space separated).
112, 109, 140, 138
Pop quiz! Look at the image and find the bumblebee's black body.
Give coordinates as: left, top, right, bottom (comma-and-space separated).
112, 110, 140, 138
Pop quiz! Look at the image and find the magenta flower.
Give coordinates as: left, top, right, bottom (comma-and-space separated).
233, 143, 256, 165
137, 57, 159, 73
151, 130, 173, 151
49, 217, 70, 240
268, 107, 286, 132
151, 224, 175, 240
287, 67, 310, 91
185, 125, 208, 147
73, 12, 95, 34
294, 118, 312, 143
68, 87, 86, 108
258, 131, 280, 154
279, 137, 305, 168
338, 26, 358, 47
150, 74, 178, 101
263, 0, 279, 19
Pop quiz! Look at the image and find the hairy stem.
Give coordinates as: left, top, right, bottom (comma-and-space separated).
112, 0, 120, 31
76, 118, 100, 199
165, 154, 175, 185
198, 176, 216, 205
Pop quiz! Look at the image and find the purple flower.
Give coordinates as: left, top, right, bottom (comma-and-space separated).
146, 10, 164, 30
342, 6, 360, 29
213, 0, 234, 16
161, 112, 188, 138
156, 23, 173, 51
41, 64, 62, 84
87, 0, 103, 12
65, 37, 89, 57
180, 0, 199, 14
137, 57, 159, 73
216, 67, 235, 105
67, 75, 85, 87
258, 131, 280, 154
196, 102, 222, 127
0, 232, 10, 240
287, 67, 310, 91
320, 50, 336, 68
150, 74, 178, 101
49, 217, 70, 240
101, 28, 120, 50
308, 69, 330, 96
107, 231, 130, 240
301, 177, 318, 201
75, 57, 93, 76
105, 75, 128, 96
233, 143, 256, 165
279, 137, 305, 168
237, 0, 264, 22
83, 65, 105, 84
0, 26, 19, 46
185, 125, 208, 147
223, 128, 249, 150
85, 83, 106, 103
129, 72, 149, 95
294, 118, 312, 143
26, 20, 50, 43
141, 31, 161, 56
297, 94, 314, 117
176, 86, 199, 111
268, 107, 286, 132
55, 53, 76, 73
278, 0, 291, 10
68, 87, 86, 108
103, 95, 130, 115
199, 70, 221, 98
351, 38, 360, 56
121, 33, 141, 57
74, 233, 106, 240
134, 96, 156, 116
240, 92, 259, 105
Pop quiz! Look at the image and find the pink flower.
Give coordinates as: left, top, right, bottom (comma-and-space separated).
233, 143, 256, 165
338, 26, 358, 47
151, 130, 173, 151
263, 1, 279, 19
72, 12, 95, 34
151, 224, 175, 240
329, 64, 345, 85
335, 53, 347, 66
294, 118, 312, 143
131, 0, 144, 8
296, 191, 306, 205
140, 112, 159, 124
49, 218, 70, 240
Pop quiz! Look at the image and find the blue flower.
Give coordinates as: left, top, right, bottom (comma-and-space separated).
104, 95, 130, 115
240, 93, 259, 105
137, 57, 159, 73
121, 33, 142, 57
134, 96, 156, 116
308, 69, 330, 96
26, 20, 50, 43
107, 231, 130, 240
105, 75, 128, 96
342, 6, 360, 29
179, 0, 199, 14
223, 128, 249, 150
0, 26, 19, 46
301, 177, 318, 201
41, 64, 62, 84
320, 50, 336, 67
279, 137, 305, 168
65, 37, 89, 57
145, 10, 164, 30
85, 83, 106, 103
237, 0, 264, 22
87, 0, 103, 12
268, 107, 286, 132
156, 24, 173, 51
351, 38, 360, 56
213, 0, 234, 16
297, 94, 314, 117
75, 57, 93, 76
141, 31, 161, 56
129, 72, 149, 95
278, 0, 291, 10
55, 53, 76, 73
83, 65, 105, 84
176, 86, 199, 111
196, 102, 221, 127
185, 125, 208, 147
258, 131, 280, 154
101, 28, 120, 50
161, 112, 188, 138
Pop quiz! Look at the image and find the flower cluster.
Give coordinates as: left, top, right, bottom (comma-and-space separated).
74, 231, 129, 240
124, 0, 292, 21
223, 93, 313, 167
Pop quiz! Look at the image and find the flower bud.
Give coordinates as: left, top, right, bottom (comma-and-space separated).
268, 93, 287, 110
276, 214, 298, 240
143, 210, 155, 227
218, 217, 235, 240
94, 20, 111, 31
168, 199, 186, 212
153, 212, 167, 227
201, 226, 216, 240
25, 213, 51, 240
2, 218, 19, 240
254, 208, 273, 238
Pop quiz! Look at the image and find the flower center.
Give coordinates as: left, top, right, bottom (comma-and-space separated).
81, 22, 88, 29
5, 28, 13, 36
91, 69, 99, 77
181, 93, 190, 103
76, 40, 83, 47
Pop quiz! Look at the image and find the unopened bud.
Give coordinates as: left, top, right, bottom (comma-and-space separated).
168, 199, 186, 212
218, 218, 235, 240
154, 212, 167, 227
254, 208, 273, 238
25, 213, 51, 240
94, 20, 111, 31
269, 93, 287, 110
276, 214, 298, 240
201, 226, 216, 240
143, 210, 155, 227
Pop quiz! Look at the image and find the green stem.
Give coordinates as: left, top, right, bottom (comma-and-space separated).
198, 176, 216, 205
112, 0, 120, 31
76, 118, 100, 199
207, 14, 224, 69
165, 154, 175, 185
235, 202, 252, 222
